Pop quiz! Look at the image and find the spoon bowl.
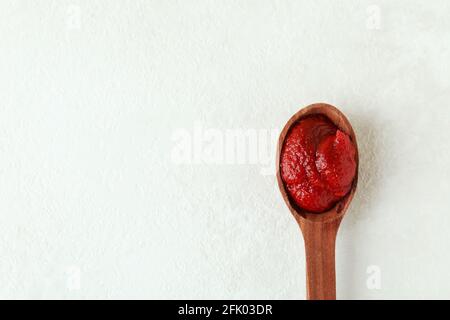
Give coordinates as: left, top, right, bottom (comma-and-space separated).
276, 102, 359, 299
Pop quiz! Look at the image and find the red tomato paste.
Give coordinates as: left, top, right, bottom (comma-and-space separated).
280, 115, 356, 213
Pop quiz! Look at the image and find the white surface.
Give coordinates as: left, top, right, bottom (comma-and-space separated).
0, 0, 450, 299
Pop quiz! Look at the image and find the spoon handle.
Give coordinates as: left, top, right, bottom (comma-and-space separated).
299, 217, 342, 300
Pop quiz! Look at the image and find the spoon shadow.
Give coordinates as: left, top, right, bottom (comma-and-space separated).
337, 110, 383, 299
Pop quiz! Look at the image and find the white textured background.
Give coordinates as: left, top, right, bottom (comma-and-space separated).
0, 0, 450, 299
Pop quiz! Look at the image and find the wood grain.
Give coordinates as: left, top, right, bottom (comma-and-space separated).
276, 103, 358, 300
299, 217, 342, 300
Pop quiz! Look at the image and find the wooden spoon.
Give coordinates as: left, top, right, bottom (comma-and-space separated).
276, 103, 359, 300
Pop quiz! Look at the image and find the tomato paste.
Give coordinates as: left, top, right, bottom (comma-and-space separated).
280, 115, 356, 213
